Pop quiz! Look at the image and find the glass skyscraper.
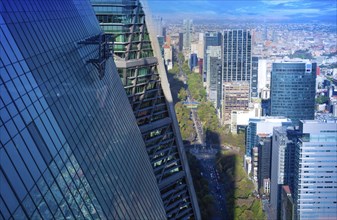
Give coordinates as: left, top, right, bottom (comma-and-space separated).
222, 29, 252, 82
0, 0, 166, 219
183, 19, 193, 51
270, 62, 316, 125
90, 0, 200, 219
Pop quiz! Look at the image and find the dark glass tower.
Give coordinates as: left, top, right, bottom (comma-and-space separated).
222, 29, 252, 82
270, 62, 316, 125
91, 0, 200, 219
0, 0, 166, 219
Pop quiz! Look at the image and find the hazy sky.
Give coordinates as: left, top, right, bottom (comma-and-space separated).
147, 0, 337, 23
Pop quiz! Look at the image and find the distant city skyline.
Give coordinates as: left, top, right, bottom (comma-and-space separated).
148, 0, 337, 23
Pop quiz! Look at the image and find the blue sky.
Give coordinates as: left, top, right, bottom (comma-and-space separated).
147, 0, 337, 23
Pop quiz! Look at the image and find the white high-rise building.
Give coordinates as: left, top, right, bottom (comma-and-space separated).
293, 120, 337, 219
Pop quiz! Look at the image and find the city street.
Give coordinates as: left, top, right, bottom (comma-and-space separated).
190, 146, 228, 219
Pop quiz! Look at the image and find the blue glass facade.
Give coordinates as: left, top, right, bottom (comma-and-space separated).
0, 0, 166, 219
91, 0, 200, 219
270, 62, 316, 125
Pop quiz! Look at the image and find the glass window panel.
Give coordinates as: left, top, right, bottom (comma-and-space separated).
36, 176, 48, 196
13, 205, 26, 219
23, 195, 36, 218
37, 199, 52, 219
7, 103, 18, 118
43, 169, 54, 188
1, 85, 12, 105
0, 149, 26, 201
0, 106, 11, 123
27, 104, 38, 119
13, 62, 24, 76
21, 128, 47, 172
13, 77, 26, 96
0, 43, 11, 66
41, 112, 61, 150
50, 182, 63, 203
6, 141, 34, 191
14, 97, 25, 111
28, 121, 53, 165
0, 125, 10, 145
35, 117, 57, 157
5, 81, 19, 100
5, 119, 18, 138
30, 184, 43, 206
31, 207, 42, 219
44, 190, 58, 215
0, 195, 11, 219
2, 34, 17, 64
49, 161, 59, 178
45, 109, 66, 145
28, 90, 37, 103
40, 98, 48, 110
21, 109, 32, 125
22, 94, 32, 107
54, 208, 64, 219
59, 198, 73, 219
20, 61, 30, 73
13, 114, 25, 131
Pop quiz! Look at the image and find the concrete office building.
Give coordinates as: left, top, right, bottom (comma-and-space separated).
293, 120, 337, 219
270, 62, 316, 125
258, 59, 268, 91
230, 103, 262, 134
222, 81, 250, 124
91, 0, 200, 218
0, 0, 166, 219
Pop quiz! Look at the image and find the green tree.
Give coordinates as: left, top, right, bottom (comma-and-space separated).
175, 102, 196, 140
178, 52, 185, 63
315, 95, 329, 104
168, 63, 180, 75
178, 88, 187, 101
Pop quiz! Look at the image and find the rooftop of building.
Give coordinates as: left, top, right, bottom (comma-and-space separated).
256, 133, 273, 138
303, 116, 337, 124
249, 116, 291, 123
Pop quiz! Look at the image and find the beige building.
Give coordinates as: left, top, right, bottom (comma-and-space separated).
222, 81, 250, 125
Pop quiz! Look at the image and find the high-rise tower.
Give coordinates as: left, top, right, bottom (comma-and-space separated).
270, 62, 316, 125
221, 29, 252, 124
183, 19, 193, 51
222, 29, 252, 82
0, 0, 166, 219
91, 0, 200, 219
293, 120, 337, 219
